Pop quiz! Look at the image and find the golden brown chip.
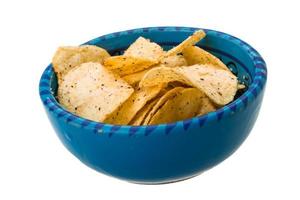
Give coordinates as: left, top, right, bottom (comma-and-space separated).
103, 85, 164, 125
52, 45, 110, 81
104, 56, 155, 76
176, 65, 238, 105
168, 81, 191, 88
197, 97, 216, 116
149, 88, 204, 125
238, 84, 246, 89
122, 55, 187, 86
165, 30, 206, 57
104, 37, 164, 76
139, 64, 238, 105
124, 37, 164, 62
142, 87, 185, 125
58, 62, 133, 121
139, 67, 186, 88
159, 55, 187, 68
182, 46, 230, 71
130, 98, 160, 126
121, 68, 151, 86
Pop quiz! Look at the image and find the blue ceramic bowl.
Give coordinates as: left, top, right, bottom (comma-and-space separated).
39, 27, 267, 184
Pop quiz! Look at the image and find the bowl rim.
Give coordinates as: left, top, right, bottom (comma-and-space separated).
39, 26, 267, 137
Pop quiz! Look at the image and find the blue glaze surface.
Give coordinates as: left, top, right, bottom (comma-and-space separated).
39, 27, 267, 184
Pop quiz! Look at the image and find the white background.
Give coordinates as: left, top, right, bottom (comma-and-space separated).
0, 0, 299, 199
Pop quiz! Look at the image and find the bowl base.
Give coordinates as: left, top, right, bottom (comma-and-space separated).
127, 171, 204, 185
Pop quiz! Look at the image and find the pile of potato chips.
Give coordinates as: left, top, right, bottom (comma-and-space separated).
52, 30, 242, 125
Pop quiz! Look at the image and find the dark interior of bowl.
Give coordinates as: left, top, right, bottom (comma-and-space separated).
50, 29, 253, 102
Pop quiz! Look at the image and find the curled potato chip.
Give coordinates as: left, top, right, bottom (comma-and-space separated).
129, 98, 160, 126
159, 55, 187, 68
104, 37, 164, 76
104, 56, 155, 76
176, 65, 238, 105
103, 85, 164, 125
52, 45, 110, 81
139, 67, 186, 87
165, 30, 206, 57
122, 55, 187, 86
122, 68, 151, 86
131, 87, 173, 125
124, 37, 164, 62
58, 62, 134, 121
238, 84, 246, 89
149, 88, 204, 125
182, 46, 230, 71
139, 65, 238, 105
167, 81, 191, 88
197, 97, 216, 116
143, 87, 185, 125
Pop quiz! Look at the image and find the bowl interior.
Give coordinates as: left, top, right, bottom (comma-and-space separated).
50, 28, 255, 112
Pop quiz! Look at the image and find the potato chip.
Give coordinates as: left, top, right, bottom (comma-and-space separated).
121, 68, 151, 86
176, 65, 238, 105
143, 87, 185, 125
124, 37, 164, 62
149, 88, 204, 125
52, 45, 110, 81
165, 30, 206, 57
58, 62, 134, 121
238, 84, 246, 89
104, 56, 155, 76
139, 67, 187, 88
130, 86, 172, 125
129, 98, 160, 126
139, 64, 238, 105
182, 46, 230, 71
104, 37, 164, 76
103, 85, 164, 125
197, 97, 216, 116
121, 55, 187, 86
168, 81, 191, 88
159, 55, 187, 68
74, 96, 112, 122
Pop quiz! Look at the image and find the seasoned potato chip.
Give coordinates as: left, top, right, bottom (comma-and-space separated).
103, 85, 164, 125
122, 55, 187, 86
121, 68, 151, 86
139, 67, 186, 88
168, 81, 191, 88
104, 56, 155, 76
176, 65, 238, 105
52, 45, 110, 81
238, 84, 246, 89
182, 46, 229, 71
143, 87, 185, 125
197, 97, 216, 116
139, 65, 238, 105
165, 30, 206, 57
149, 88, 204, 125
58, 62, 134, 121
104, 37, 164, 76
124, 37, 164, 62
129, 98, 160, 126
159, 55, 187, 68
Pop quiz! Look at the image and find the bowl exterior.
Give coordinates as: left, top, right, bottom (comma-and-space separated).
39, 27, 267, 184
